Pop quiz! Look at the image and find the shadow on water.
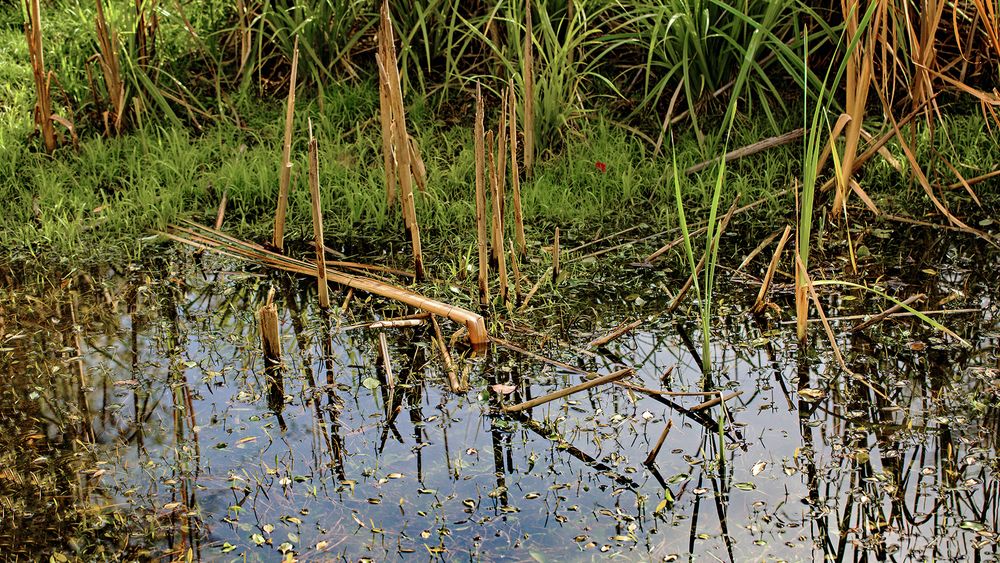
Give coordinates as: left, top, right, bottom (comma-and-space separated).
1, 230, 999, 561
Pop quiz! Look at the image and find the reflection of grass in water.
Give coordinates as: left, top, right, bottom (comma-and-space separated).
3, 245, 1000, 559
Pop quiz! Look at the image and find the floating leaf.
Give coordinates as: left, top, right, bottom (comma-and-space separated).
251, 533, 266, 546
492, 384, 517, 395
362, 377, 381, 390
960, 521, 986, 532
220, 543, 236, 553
667, 473, 689, 485
751, 461, 767, 476
734, 482, 757, 491
798, 388, 826, 401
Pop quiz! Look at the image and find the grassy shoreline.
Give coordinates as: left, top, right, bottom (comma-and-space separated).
1, 3, 997, 272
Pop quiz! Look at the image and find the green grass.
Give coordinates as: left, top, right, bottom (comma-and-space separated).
0, 1, 997, 274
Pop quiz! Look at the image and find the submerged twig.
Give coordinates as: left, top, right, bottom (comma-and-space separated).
689, 391, 742, 412
848, 293, 926, 332
643, 419, 673, 466
502, 368, 634, 413
588, 319, 643, 349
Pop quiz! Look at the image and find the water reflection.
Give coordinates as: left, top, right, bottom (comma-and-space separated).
1, 234, 998, 561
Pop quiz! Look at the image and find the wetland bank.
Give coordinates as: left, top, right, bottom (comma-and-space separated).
2, 0, 1000, 561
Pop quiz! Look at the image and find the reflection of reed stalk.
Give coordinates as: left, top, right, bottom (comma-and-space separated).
306, 119, 330, 309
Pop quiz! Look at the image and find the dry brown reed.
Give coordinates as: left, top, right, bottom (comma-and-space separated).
258, 294, 283, 408
508, 78, 526, 256
25, 0, 56, 153
523, 0, 535, 178
643, 419, 672, 466
487, 132, 509, 303
162, 221, 490, 346
306, 119, 330, 309
94, 0, 125, 134
474, 83, 490, 306
431, 315, 462, 393
377, 1, 424, 279
272, 36, 299, 251
502, 368, 634, 413
751, 225, 792, 315
377, 332, 395, 389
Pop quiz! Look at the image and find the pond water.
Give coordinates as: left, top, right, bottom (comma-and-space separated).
2, 233, 999, 561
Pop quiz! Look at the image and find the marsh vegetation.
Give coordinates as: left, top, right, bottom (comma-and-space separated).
1, 0, 999, 560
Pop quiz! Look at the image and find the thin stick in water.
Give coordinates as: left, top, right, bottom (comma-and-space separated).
377, 332, 395, 389
750, 225, 792, 314
643, 419, 673, 466
588, 319, 643, 349
690, 391, 742, 412
502, 368, 634, 413
848, 292, 925, 333
431, 315, 462, 393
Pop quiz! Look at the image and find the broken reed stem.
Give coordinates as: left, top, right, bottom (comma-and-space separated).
259, 300, 284, 408
509, 78, 526, 256
377, 332, 395, 390
751, 225, 793, 314
645, 226, 708, 264
689, 391, 742, 412
214, 189, 228, 230
643, 419, 673, 466
497, 86, 508, 220
736, 228, 782, 271
487, 132, 509, 303
307, 119, 330, 309
475, 83, 490, 306
366, 318, 426, 329
69, 292, 94, 441
431, 315, 462, 393
588, 319, 643, 349
26, 0, 56, 153
408, 134, 427, 192
490, 336, 586, 374
552, 227, 560, 283
523, 0, 535, 178
502, 368, 634, 413
518, 267, 551, 312
272, 36, 299, 252
377, 56, 396, 207
848, 292, 925, 332
379, 1, 424, 280
165, 221, 489, 346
